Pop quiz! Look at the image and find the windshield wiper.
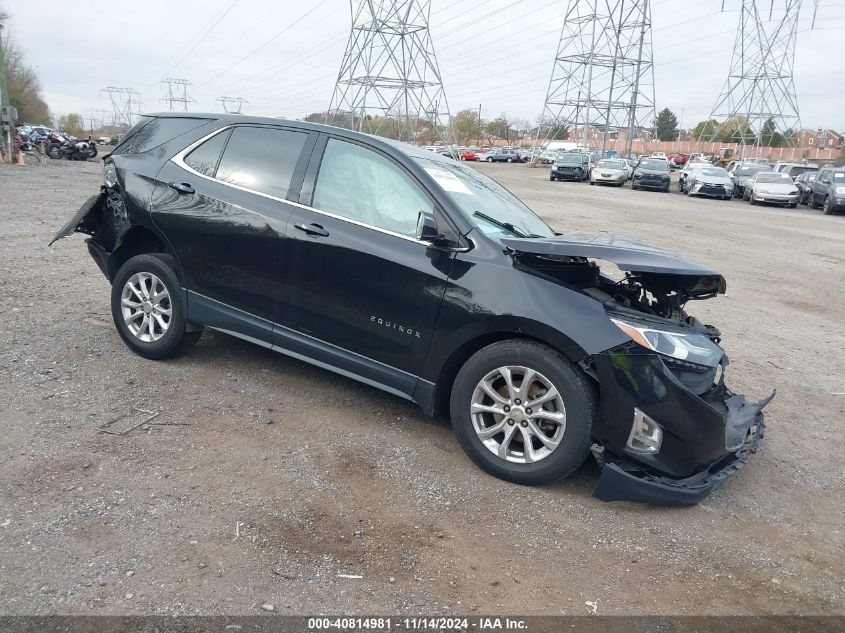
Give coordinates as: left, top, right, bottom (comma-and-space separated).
472, 211, 532, 239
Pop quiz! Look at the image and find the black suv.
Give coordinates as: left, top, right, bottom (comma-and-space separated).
52, 113, 772, 505
550, 153, 591, 181
807, 165, 845, 214
632, 158, 671, 192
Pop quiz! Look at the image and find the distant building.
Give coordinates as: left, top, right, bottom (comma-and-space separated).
794, 128, 843, 149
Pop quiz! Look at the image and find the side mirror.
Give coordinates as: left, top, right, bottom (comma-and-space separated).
416, 210, 440, 242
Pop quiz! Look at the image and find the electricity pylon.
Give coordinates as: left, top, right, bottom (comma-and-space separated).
217, 96, 248, 114
327, 0, 453, 143
161, 78, 195, 111
101, 87, 142, 135
702, 0, 817, 148
541, 0, 656, 156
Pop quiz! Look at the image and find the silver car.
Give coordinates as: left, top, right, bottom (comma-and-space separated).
744, 172, 800, 208
686, 166, 734, 200
589, 159, 628, 187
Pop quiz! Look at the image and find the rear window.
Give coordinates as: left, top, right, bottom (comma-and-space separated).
114, 116, 212, 155
215, 126, 309, 200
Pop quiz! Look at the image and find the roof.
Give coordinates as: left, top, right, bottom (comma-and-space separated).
142, 111, 451, 163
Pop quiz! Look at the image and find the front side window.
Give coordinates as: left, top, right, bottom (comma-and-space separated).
216, 126, 308, 200
312, 138, 433, 237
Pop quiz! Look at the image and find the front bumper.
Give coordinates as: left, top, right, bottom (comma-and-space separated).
633, 177, 669, 190
589, 348, 774, 505
690, 183, 733, 198
593, 412, 765, 505
753, 192, 799, 205
551, 167, 584, 180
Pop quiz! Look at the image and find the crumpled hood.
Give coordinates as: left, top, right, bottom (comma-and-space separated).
501, 233, 726, 295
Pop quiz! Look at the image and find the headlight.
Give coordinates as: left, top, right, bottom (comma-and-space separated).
835, 186, 845, 195
103, 161, 117, 188
789, 190, 798, 195
610, 317, 723, 369
756, 188, 769, 195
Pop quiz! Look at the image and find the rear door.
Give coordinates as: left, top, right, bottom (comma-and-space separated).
151, 124, 315, 345
277, 135, 455, 396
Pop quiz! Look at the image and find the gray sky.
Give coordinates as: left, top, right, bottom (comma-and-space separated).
4, 0, 844, 129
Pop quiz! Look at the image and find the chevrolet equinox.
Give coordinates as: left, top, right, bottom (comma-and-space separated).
52, 114, 773, 505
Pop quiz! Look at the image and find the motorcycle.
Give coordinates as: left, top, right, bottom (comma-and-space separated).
47, 132, 97, 161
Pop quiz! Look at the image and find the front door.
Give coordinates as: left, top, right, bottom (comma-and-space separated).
278, 136, 454, 397
152, 124, 315, 344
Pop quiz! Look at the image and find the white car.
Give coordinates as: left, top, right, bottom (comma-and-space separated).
650, 152, 668, 160
744, 172, 800, 207
589, 159, 628, 187
678, 160, 712, 193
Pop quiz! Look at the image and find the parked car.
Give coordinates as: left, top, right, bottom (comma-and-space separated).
632, 158, 671, 192
550, 153, 591, 181
685, 166, 734, 200
50, 113, 772, 505
807, 165, 845, 214
484, 148, 521, 163
678, 160, 712, 193
458, 148, 477, 161
743, 172, 800, 207
731, 163, 773, 198
774, 162, 819, 179
794, 171, 817, 205
668, 153, 690, 169
589, 159, 627, 187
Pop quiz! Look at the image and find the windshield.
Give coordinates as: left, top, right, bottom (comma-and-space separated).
555, 154, 583, 164
756, 173, 792, 184
639, 159, 670, 171
737, 165, 771, 176
700, 167, 729, 177
832, 172, 845, 183
787, 166, 818, 176
415, 158, 554, 239
597, 160, 624, 169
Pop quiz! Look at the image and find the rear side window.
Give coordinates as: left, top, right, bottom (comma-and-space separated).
215, 126, 308, 200
184, 129, 231, 177
115, 116, 211, 155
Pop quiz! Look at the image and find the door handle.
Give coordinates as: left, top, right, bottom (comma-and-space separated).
294, 222, 329, 237
169, 182, 195, 195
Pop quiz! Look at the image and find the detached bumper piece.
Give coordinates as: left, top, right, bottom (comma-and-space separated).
593, 394, 772, 506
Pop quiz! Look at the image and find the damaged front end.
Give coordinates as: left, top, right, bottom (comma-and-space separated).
502, 233, 774, 506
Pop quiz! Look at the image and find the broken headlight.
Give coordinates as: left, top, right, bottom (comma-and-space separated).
610, 317, 723, 369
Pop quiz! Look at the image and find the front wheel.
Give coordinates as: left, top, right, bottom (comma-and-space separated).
47, 144, 62, 159
449, 340, 596, 486
823, 197, 833, 215
506, 157, 513, 163
111, 254, 203, 360
486, 157, 493, 162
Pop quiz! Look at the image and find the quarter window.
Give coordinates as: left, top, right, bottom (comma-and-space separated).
215, 126, 308, 200
312, 138, 434, 237
184, 129, 230, 178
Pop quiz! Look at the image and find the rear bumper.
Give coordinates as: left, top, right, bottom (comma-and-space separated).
593, 414, 765, 506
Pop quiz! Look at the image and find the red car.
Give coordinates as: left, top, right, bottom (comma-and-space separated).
459, 149, 477, 161
668, 153, 690, 168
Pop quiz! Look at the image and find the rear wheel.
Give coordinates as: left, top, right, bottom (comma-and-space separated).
449, 340, 595, 486
506, 157, 513, 163
111, 254, 203, 360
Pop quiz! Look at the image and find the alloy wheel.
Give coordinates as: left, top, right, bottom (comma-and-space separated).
120, 272, 172, 342
470, 366, 566, 464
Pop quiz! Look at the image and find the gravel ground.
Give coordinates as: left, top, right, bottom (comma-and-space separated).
0, 158, 843, 616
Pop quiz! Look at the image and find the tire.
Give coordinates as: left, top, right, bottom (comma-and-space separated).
749, 196, 757, 205
111, 253, 203, 360
47, 144, 62, 159
506, 157, 513, 163
632, 184, 638, 190
549, 175, 555, 181
486, 157, 493, 162
589, 181, 594, 186
823, 197, 833, 215
788, 202, 797, 209
87, 143, 98, 159
449, 340, 596, 486
808, 195, 818, 209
